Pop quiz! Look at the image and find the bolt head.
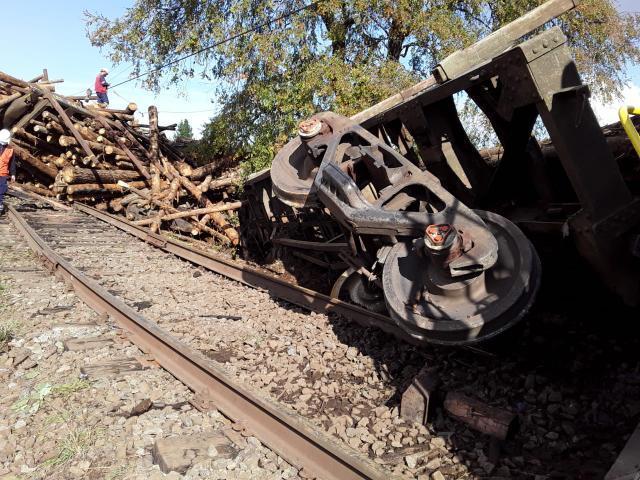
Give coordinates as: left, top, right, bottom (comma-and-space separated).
298, 118, 322, 139
424, 224, 457, 251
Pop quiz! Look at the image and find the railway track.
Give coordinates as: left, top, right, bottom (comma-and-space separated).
7, 196, 640, 479
6, 200, 391, 480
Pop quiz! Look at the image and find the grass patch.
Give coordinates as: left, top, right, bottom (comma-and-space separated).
44, 411, 71, 426
106, 465, 129, 480
11, 380, 91, 414
0, 320, 17, 345
42, 429, 91, 468
0, 279, 19, 348
52, 380, 91, 397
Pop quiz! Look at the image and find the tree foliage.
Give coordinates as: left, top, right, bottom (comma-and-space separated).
176, 118, 194, 139
86, 0, 640, 173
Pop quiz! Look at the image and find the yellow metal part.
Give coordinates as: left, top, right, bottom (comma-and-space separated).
619, 105, 640, 158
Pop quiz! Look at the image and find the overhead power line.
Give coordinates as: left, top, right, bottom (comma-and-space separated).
110, 1, 321, 89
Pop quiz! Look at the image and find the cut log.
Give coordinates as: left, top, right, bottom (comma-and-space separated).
133, 202, 245, 226
45, 120, 66, 136
199, 175, 213, 192
14, 182, 53, 197
61, 167, 143, 185
163, 159, 240, 245
94, 117, 151, 180
0, 71, 29, 89
42, 91, 96, 161
66, 181, 147, 195
118, 182, 232, 244
10, 143, 58, 178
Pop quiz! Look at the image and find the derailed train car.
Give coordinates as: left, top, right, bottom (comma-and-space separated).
239, 0, 640, 346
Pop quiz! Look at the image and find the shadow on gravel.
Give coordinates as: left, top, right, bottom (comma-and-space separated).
319, 241, 640, 479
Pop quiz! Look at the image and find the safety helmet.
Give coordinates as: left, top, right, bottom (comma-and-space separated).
100, 68, 109, 74
0, 129, 11, 145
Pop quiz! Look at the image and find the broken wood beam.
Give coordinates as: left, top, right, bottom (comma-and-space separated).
443, 392, 518, 441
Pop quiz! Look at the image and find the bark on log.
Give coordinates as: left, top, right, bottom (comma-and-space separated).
443, 392, 518, 441
74, 123, 100, 142
208, 177, 238, 192
148, 106, 160, 165
13, 128, 56, 151
32, 125, 49, 135
0, 92, 22, 110
14, 182, 53, 197
199, 175, 213, 192
120, 183, 232, 244
10, 99, 49, 132
45, 120, 65, 136
10, 143, 58, 178
42, 91, 96, 161
0, 71, 29, 89
94, 117, 151, 180
186, 161, 219, 180
61, 167, 143, 185
66, 181, 147, 195
163, 159, 240, 245
133, 201, 245, 226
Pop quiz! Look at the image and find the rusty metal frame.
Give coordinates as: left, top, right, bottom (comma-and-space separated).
348, 27, 640, 305
7, 204, 388, 480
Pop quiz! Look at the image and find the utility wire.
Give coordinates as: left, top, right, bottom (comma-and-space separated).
110, 1, 321, 89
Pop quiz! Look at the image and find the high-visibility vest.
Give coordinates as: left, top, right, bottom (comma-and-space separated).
0, 147, 13, 177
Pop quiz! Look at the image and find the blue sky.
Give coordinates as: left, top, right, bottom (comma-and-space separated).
4, 0, 640, 136
4, 0, 220, 137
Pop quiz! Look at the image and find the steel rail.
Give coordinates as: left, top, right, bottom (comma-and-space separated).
73, 203, 419, 345
7, 204, 390, 480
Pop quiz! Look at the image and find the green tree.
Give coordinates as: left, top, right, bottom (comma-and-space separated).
86, 0, 640, 174
176, 119, 194, 139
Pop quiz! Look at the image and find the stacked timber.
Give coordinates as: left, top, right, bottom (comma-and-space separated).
0, 69, 241, 246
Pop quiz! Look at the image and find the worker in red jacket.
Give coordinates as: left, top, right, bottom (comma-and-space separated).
95, 68, 110, 107
0, 129, 16, 215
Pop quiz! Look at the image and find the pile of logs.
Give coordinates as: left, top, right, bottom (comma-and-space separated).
0, 69, 241, 246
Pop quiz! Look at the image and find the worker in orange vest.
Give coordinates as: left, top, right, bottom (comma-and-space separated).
0, 129, 16, 215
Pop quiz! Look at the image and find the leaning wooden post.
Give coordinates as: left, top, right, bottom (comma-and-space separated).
10, 99, 49, 132
148, 105, 160, 165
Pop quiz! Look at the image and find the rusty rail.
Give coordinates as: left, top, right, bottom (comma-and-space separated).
72, 203, 420, 344
7, 204, 390, 480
